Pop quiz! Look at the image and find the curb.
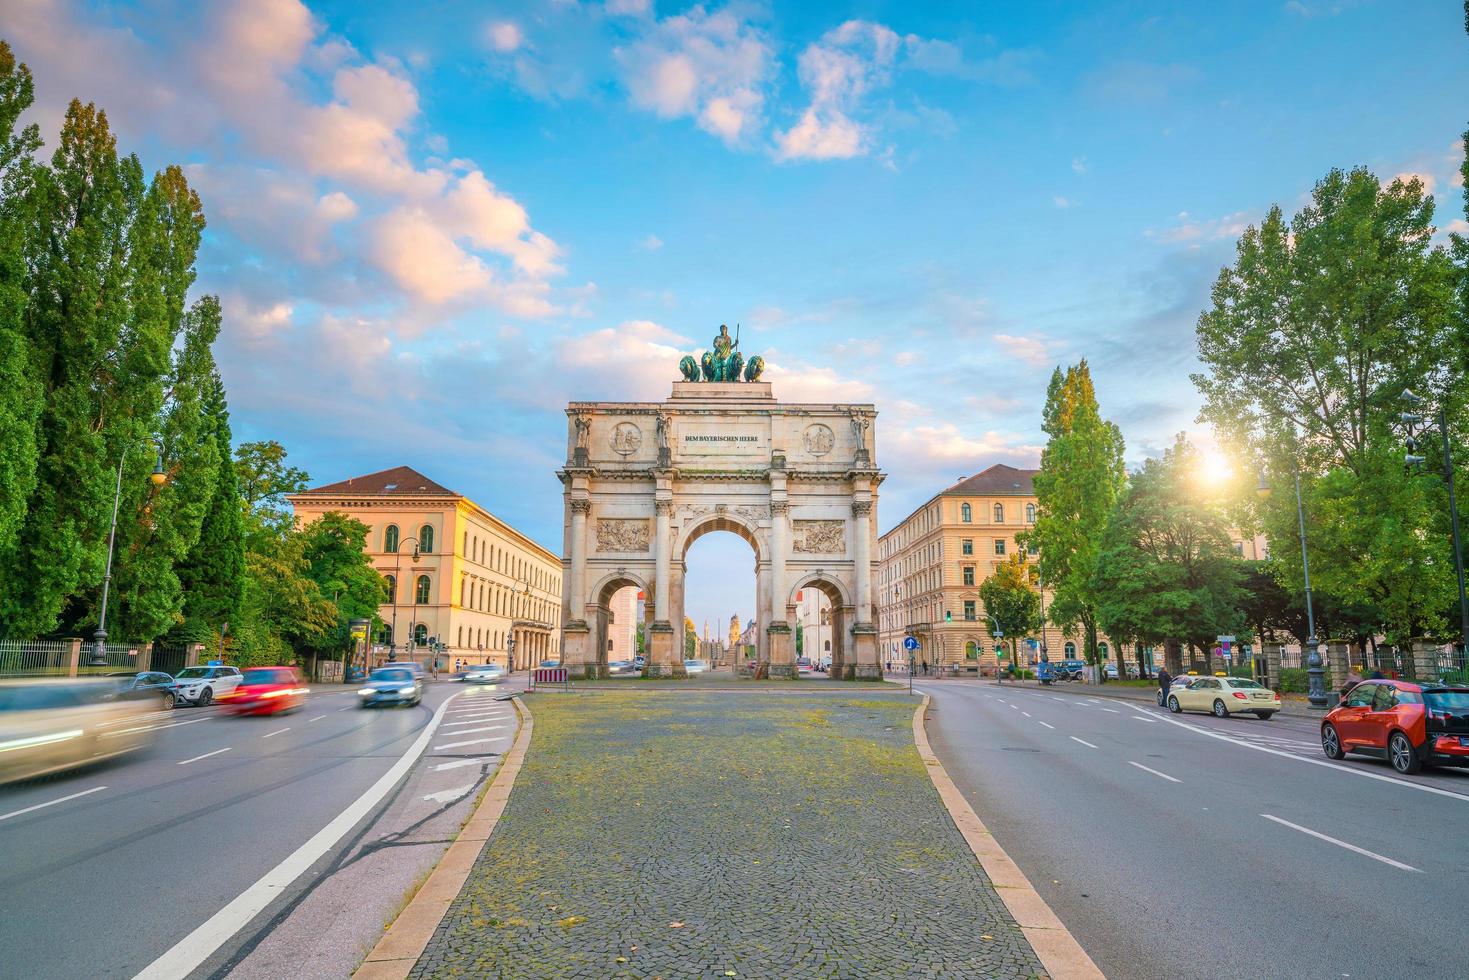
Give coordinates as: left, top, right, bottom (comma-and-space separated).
353, 697, 535, 980
912, 695, 1105, 980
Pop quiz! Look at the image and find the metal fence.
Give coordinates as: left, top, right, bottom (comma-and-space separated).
0, 639, 146, 677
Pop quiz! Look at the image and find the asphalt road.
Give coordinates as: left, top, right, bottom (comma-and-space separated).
923, 680, 1469, 980
0, 678, 522, 979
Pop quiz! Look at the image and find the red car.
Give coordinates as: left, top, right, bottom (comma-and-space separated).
224, 666, 308, 716
1321, 680, 1469, 774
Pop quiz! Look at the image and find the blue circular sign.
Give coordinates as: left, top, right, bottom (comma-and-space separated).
903, 636, 919, 652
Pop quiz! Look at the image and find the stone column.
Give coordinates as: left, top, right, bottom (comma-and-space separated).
648, 498, 683, 677
766, 499, 794, 677
569, 499, 589, 624
1411, 641, 1437, 682
850, 498, 880, 679
562, 498, 593, 677
1327, 642, 1349, 694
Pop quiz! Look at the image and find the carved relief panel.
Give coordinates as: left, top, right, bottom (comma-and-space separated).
596, 519, 651, 553
792, 520, 845, 554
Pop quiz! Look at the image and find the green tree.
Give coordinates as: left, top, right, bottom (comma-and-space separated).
1091, 436, 1247, 673
683, 616, 697, 659
795, 620, 804, 656
235, 440, 310, 539
297, 511, 386, 658
1020, 361, 1127, 666
173, 368, 245, 641
0, 43, 43, 561
978, 553, 1041, 667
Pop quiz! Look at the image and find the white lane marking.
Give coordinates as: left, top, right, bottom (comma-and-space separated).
261, 728, 290, 739
1131, 716, 1158, 723
1086, 699, 1103, 704
446, 711, 509, 721
1021, 711, 1032, 718
437, 724, 506, 736
1070, 737, 1099, 749
308, 715, 327, 723
143, 716, 213, 733
1128, 761, 1181, 783
336, 706, 351, 712
1260, 814, 1420, 872
433, 758, 488, 772
134, 691, 465, 980
1008, 704, 1019, 711
1098, 707, 1121, 714
433, 737, 498, 750
178, 748, 232, 766
1038, 721, 1056, 730
0, 786, 107, 823
422, 783, 475, 804
442, 719, 506, 728
1128, 702, 1469, 805
996, 699, 1008, 704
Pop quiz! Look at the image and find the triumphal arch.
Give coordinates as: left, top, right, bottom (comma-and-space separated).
558, 326, 883, 679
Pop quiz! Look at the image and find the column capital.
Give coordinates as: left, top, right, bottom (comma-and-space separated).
771, 500, 790, 515
570, 499, 592, 515
655, 499, 674, 515
851, 499, 873, 517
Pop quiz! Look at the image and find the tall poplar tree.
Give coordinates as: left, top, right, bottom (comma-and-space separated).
1020, 361, 1127, 667
174, 367, 245, 641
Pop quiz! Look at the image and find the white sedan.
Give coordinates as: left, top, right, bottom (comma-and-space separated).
464, 665, 504, 685
171, 665, 243, 706
1166, 676, 1281, 719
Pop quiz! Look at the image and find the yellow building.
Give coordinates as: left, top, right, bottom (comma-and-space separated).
290, 466, 562, 671
877, 464, 1099, 673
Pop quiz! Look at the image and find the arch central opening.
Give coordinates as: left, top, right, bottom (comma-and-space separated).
679, 522, 762, 678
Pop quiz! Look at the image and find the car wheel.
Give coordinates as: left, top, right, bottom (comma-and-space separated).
1167, 695, 1181, 713
197, 687, 213, 707
1389, 731, 1422, 774
161, 691, 175, 710
1212, 699, 1229, 718
1321, 723, 1345, 759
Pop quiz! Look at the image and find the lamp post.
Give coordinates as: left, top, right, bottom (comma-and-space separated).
1257, 468, 1326, 708
1400, 389, 1469, 662
92, 443, 167, 667
389, 535, 422, 662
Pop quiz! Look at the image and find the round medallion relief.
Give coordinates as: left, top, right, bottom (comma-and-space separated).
803, 423, 835, 456
610, 421, 643, 456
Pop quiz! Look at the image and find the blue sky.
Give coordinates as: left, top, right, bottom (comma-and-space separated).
8, 0, 1467, 630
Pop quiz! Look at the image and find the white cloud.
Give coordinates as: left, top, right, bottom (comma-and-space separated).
369, 208, 493, 305
606, 0, 652, 15
992, 333, 1056, 367
618, 7, 771, 145
486, 21, 524, 53
1145, 210, 1252, 246
774, 20, 898, 162
1053, 196, 1072, 209
1071, 156, 1088, 173
637, 234, 664, 251
775, 108, 866, 161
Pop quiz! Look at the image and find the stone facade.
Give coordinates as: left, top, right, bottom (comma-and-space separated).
559, 381, 883, 679
289, 465, 562, 671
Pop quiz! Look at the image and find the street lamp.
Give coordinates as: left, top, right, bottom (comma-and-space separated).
1399, 389, 1469, 662
92, 443, 166, 667
1257, 467, 1326, 708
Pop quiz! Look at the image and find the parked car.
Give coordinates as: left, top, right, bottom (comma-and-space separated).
0, 678, 164, 783
606, 660, 639, 676
1103, 662, 1134, 680
1321, 681, 1469, 774
683, 659, 710, 674
358, 667, 424, 708
796, 659, 814, 675
226, 667, 308, 716
464, 664, 505, 685
171, 665, 243, 706
105, 670, 179, 709
1166, 676, 1281, 719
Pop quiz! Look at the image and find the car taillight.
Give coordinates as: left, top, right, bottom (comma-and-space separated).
1233, 692, 1247, 700
1273, 693, 1281, 700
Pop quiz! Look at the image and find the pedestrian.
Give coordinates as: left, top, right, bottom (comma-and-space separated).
1157, 666, 1172, 705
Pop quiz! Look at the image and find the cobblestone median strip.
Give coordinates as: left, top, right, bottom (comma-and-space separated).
355, 698, 533, 980
913, 695, 1105, 980
408, 691, 1048, 979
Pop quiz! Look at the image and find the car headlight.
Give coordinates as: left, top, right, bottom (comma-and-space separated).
398, 686, 416, 694
358, 688, 375, 696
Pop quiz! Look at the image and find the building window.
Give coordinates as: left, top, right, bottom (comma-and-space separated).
962, 566, 975, 586
961, 538, 973, 556
457, 625, 463, 645
383, 574, 396, 603
960, 503, 972, 523
1028, 542, 1039, 557
413, 624, 428, 645
994, 503, 1004, 522
963, 600, 976, 621
419, 524, 434, 553
1026, 503, 1036, 523
1064, 641, 1076, 657
460, 578, 467, 606
994, 539, 1006, 556
462, 531, 468, 556
415, 575, 431, 604
1099, 642, 1110, 660
965, 640, 979, 660
383, 525, 399, 553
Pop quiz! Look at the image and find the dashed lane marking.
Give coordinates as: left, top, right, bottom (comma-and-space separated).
433, 737, 498, 750
1260, 814, 1420, 872
433, 757, 490, 772
1038, 721, 1056, 730
178, 748, 231, 766
308, 715, 327, 723
1128, 761, 1181, 783
261, 728, 290, 739
1131, 716, 1158, 723
1097, 707, 1121, 713
0, 786, 107, 823
1021, 711, 1032, 718
1070, 737, 1099, 749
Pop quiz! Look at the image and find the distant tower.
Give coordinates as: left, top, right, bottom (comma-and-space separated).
728, 614, 740, 651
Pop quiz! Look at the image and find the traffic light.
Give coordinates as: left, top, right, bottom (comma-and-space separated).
945, 610, 952, 622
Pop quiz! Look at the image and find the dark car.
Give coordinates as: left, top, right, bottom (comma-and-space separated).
105, 670, 179, 708
1322, 681, 1469, 774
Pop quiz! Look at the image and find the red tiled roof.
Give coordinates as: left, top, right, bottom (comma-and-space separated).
300, 465, 458, 497
940, 463, 1038, 496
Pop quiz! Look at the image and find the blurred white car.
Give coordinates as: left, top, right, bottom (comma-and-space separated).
683, 659, 710, 674
171, 665, 243, 706
464, 665, 504, 685
0, 679, 164, 783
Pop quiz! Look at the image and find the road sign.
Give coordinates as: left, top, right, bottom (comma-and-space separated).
1216, 635, 1236, 643
903, 636, 919, 652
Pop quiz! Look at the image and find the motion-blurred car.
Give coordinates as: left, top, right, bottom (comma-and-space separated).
683, 659, 710, 674
606, 660, 639, 676
382, 660, 427, 679
0, 678, 164, 783
1166, 676, 1280, 719
171, 665, 243, 706
538, 660, 562, 670
796, 658, 814, 675
105, 670, 179, 708
1321, 681, 1469, 774
225, 667, 308, 715
464, 664, 505, 685
358, 667, 424, 707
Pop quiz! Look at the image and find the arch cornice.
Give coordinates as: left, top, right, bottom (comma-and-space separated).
677, 513, 764, 561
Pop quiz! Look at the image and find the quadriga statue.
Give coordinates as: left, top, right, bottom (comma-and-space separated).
677, 325, 764, 383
